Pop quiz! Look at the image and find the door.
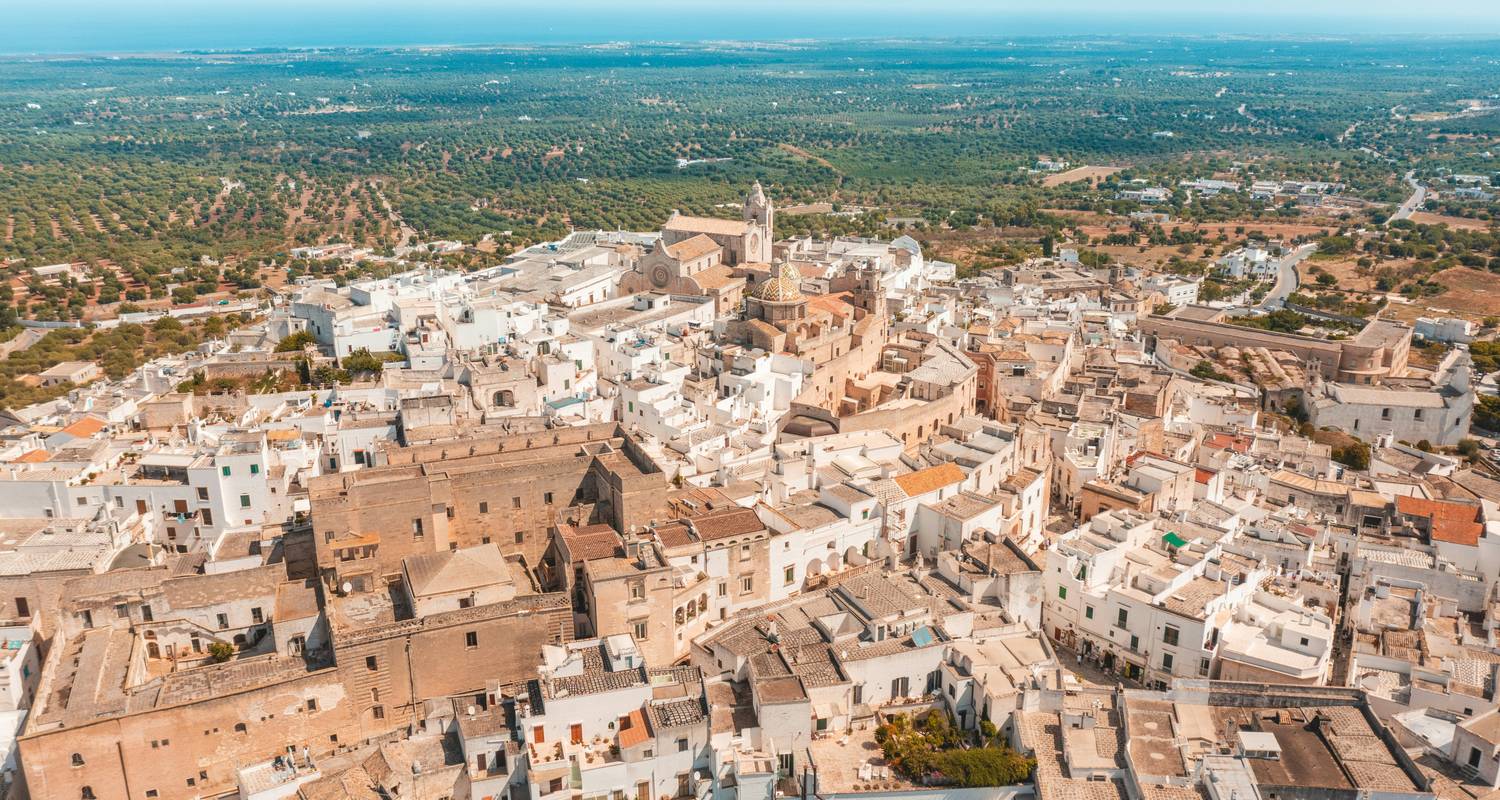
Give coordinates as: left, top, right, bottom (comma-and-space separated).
570, 723, 583, 744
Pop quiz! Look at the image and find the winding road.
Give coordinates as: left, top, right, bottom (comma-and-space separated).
1388, 171, 1427, 224
1258, 243, 1318, 310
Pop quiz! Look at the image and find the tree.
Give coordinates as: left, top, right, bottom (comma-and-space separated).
341, 349, 385, 376
207, 642, 234, 663
275, 330, 317, 352
1333, 440, 1370, 471
1458, 438, 1483, 461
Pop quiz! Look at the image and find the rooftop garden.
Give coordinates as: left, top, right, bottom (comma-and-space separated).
875, 709, 1034, 788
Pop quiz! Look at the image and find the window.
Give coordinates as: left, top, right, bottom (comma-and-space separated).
239, 494, 251, 508
741, 577, 753, 593
1414, 408, 1424, 421
784, 566, 796, 585
197, 487, 209, 501
116, 603, 129, 619
514, 531, 525, 544
371, 688, 381, 702
1381, 407, 1391, 420
81, 788, 95, 800
544, 492, 554, 505
71, 753, 85, 766
251, 607, 264, 624
466, 631, 478, 648
412, 518, 424, 540
1084, 605, 1094, 620
366, 655, 378, 671
324, 530, 335, 543
1161, 653, 1174, 671
222, 465, 232, 477
479, 501, 489, 514
372, 706, 385, 720
513, 497, 522, 509
216, 613, 229, 630
1162, 626, 1179, 646
1057, 586, 1067, 600
629, 581, 645, 600
1129, 634, 1139, 652
740, 544, 752, 560
676, 737, 689, 753
633, 622, 649, 641
1300, 637, 1309, 647
1199, 658, 1210, 676
147, 790, 159, 797
307, 698, 318, 711
1116, 608, 1129, 629
250, 463, 260, 475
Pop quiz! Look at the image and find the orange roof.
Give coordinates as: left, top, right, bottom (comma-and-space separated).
894, 463, 966, 498
806, 291, 854, 316
1395, 495, 1484, 547
664, 233, 721, 263
1194, 467, 1216, 484
617, 708, 652, 749
13, 449, 49, 464
59, 416, 105, 438
1203, 432, 1252, 454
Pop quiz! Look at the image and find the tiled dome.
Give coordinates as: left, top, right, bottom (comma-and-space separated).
754, 262, 804, 302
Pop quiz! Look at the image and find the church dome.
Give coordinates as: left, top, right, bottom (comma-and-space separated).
753, 262, 804, 303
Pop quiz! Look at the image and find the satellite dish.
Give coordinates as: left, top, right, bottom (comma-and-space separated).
340, 581, 353, 595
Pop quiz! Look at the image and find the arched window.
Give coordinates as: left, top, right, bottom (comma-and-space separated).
81, 788, 95, 800
493, 389, 515, 408
234, 723, 247, 734
71, 754, 85, 767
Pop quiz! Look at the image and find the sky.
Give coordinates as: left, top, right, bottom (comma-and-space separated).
5, 0, 1500, 54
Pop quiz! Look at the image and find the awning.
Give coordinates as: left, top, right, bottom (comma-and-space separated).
1162, 531, 1189, 548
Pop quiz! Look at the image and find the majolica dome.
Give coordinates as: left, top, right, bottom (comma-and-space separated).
754, 262, 804, 303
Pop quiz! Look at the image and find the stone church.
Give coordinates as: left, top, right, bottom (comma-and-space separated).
618, 182, 776, 314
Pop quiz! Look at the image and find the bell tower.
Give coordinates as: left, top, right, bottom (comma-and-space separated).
743, 181, 774, 263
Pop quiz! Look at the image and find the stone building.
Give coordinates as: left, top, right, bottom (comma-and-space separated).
308, 423, 670, 592
658, 182, 774, 267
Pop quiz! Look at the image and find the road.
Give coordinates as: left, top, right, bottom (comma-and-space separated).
1388, 171, 1427, 224
1258, 243, 1317, 310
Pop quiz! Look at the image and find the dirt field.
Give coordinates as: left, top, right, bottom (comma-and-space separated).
1408, 211, 1496, 231
1042, 165, 1123, 187
1303, 255, 1420, 293
1381, 267, 1500, 324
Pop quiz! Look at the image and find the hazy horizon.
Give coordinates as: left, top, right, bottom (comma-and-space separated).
6, 0, 1500, 55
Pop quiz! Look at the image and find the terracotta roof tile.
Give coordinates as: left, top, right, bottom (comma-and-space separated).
617, 707, 652, 748
1395, 495, 1483, 547
60, 416, 106, 438
690, 507, 765, 541
664, 233, 721, 262
893, 462, 966, 498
